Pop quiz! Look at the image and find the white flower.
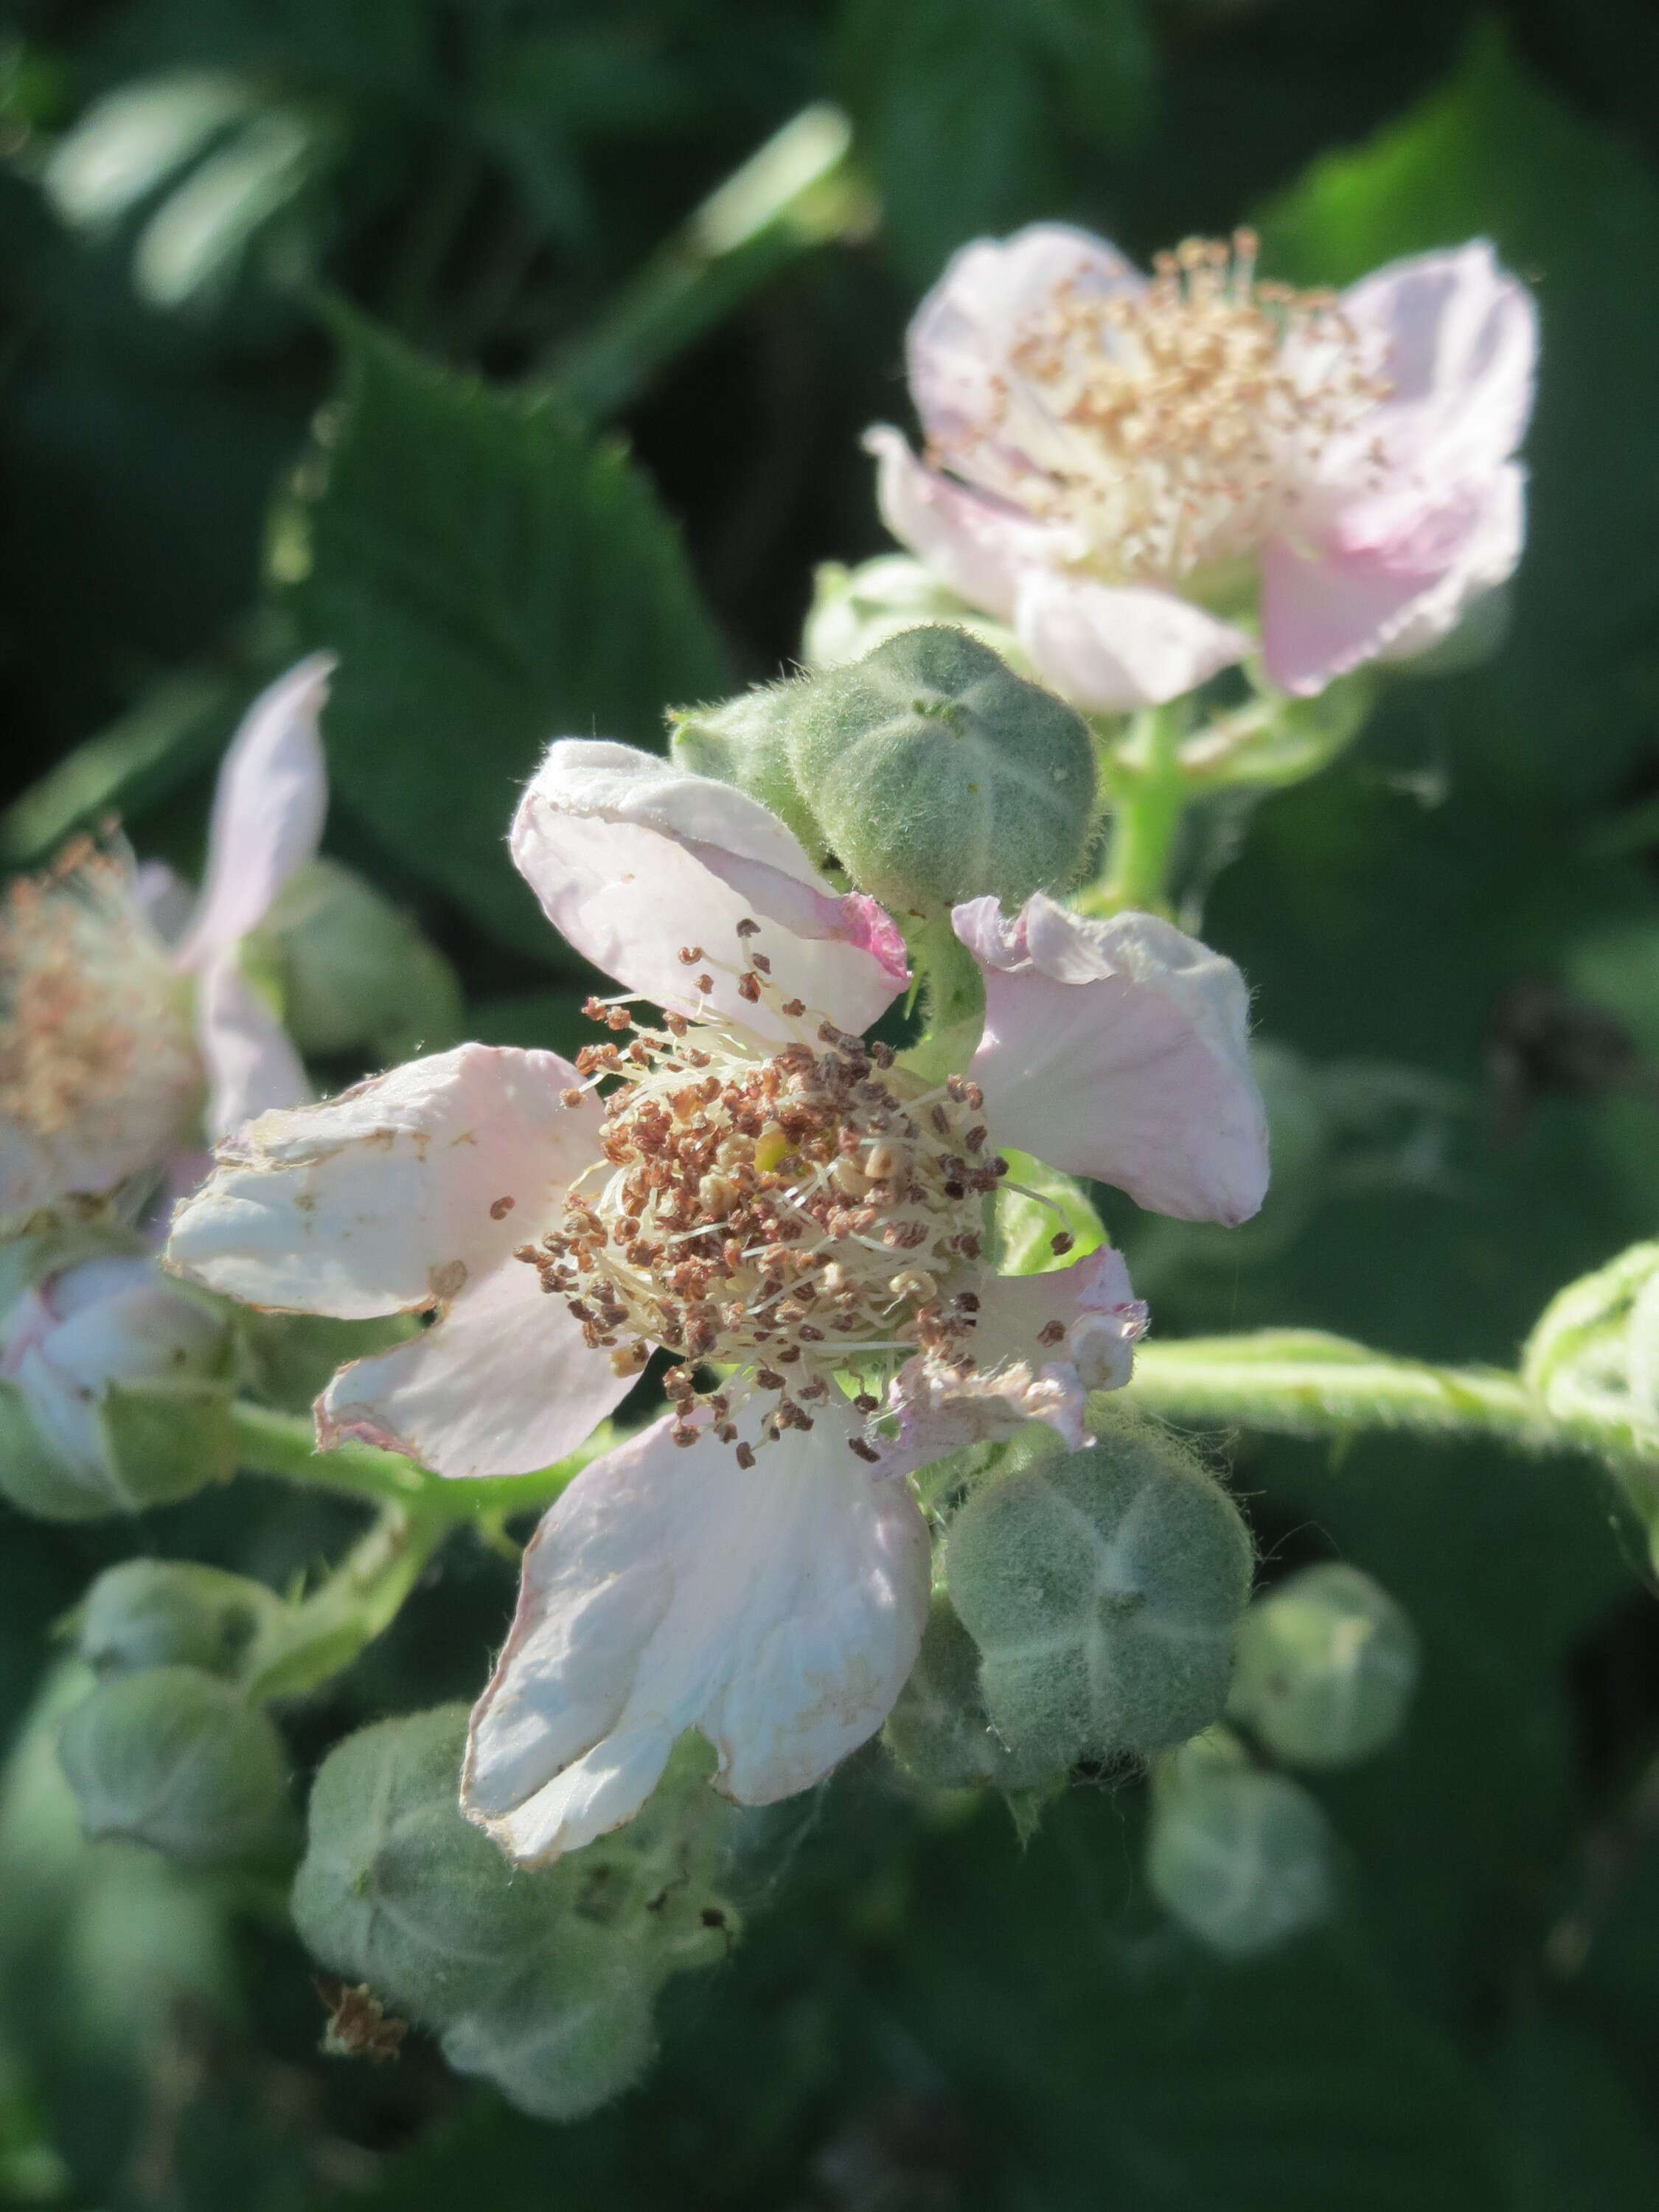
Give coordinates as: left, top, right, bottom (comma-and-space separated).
867, 226, 1537, 707
166, 740, 1267, 1861
0, 657, 333, 1228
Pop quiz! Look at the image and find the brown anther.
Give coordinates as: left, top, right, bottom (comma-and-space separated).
964, 1125, 987, 1152
869, 1041, 895, 1068
992, 1156, 1009, 1176
737, 973, 762, 1004
696, 973, 714, 993
1037, 1319, 1067, 1346
672, 1422, 699, 1450
944, 1180, 966, 1200
736, 918, 761, 939
1051, 1231, 1075, 1256
489, 1194, 515, 1220
930, 1104, 950, 1136
735, 1442, 756, 1470
678, 946, 705, 964
848, 1437, 881, 1464
782, 998, 806, 1018
756, 1366, 786, 1390
855, 1393, 880, 1415
561, 1087, 585, 1107
751, 952, 771, 975
608, 1342, 650, 1377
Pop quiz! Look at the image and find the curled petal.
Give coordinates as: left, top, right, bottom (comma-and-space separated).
166, 1043, 599, 1318
864, 426, 1077, 622
463, 1394, 931, 1863
1012, 568, 1251, 713
953, 895, 1268, 1225
908, 224, 1144, 485
890, 1246, 1147, 1470
319, 1258, 629, 1480
193, 956, 310, 1144
510, 741, 908, 1040
176, 655, 332, 969
1261, 465, 1525, 698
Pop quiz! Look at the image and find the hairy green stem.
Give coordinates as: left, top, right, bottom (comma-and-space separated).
229, 1402, 611, 1519
1080, 704, 1190, 918
1121, 1331, 1596, 1461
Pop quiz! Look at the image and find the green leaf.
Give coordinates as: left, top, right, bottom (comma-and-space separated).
290, 313, 727, 953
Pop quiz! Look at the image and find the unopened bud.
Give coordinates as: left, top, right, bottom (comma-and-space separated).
802, 555, 1020, 673
945, 1412, 1253, 1769
77, 1559, 282, 1682
1145, 1767, 1335, 1958
667, 684, 822, 854
293, 1705, 546, 2020
57, 1666, 288, 1864
883, 1592, 1062, 1794
439, 1947, 658, 2124
254, 857, 462, 1062
782, 627, 1096, 914
1228, 1562, 1418, 1769
0, 1253, 233, 1520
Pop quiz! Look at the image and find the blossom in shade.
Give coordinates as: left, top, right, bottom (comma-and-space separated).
866, 226, 1536, 708
0, 657, 333, 1228
165, 738, 1267, 1861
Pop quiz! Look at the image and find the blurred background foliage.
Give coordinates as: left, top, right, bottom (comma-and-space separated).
7, 0, 1659, 2205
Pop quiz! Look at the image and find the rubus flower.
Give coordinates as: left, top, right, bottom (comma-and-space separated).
0, 658, 332, 1229
866, 226, 1536, 707
165, 741, 1267, 1862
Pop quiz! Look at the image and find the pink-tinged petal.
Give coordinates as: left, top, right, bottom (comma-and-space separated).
888, 1247, 1149, 1471
318, 1258, 628, 1480
864, 425, 1079, 622
165, 1044, 599, 1319
1336, 241, 1537, 482
510, 741, 909, 1040
1012, 567, 1251, 712
1260, 465, 1525, 697
953, 894, 1268, 1224
908, 224, 1144, 481
193, 955, 310, 1143
175, 655, 332, 969
974, 1244, 1149, 1394
462, 1393, 931, 1863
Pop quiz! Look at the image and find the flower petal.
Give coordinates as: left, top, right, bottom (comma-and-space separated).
193, 955, 310, 1143
889, 1245, 1147, 1469
175, 655, 332, 969
318, 1257, 628, 1479
1337, 241, 1537, 482
864, 425, 1077, 622
1012, 567, 1251, 713
166, 1044, 599, 1318
953, 895, 1268, 1224
510, 741, 908, 1040
1260, 465, 1525, 698
908, 224, 1144, 485
463, 1394, 931, 1863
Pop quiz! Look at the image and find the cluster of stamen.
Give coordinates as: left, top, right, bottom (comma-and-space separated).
515, 922, 1006, 1464
0, 834, 198, 1162
942, 230, 1390, 584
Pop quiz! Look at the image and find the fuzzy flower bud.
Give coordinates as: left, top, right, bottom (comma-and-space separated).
667, 685, 823, 856
293, 1706, 737, 2121
293, 1704, 550, 2020
782, 627, 1097, 915
57, 1666, 289, 1864
0, 1251, 233, 1520
882, 1591, 1062, 1794
945, 1413, 1253, 1770
252, 857, 462, 1063
1146, 1745, 1335, 1958
77, 1559, 282, 1682
1228, 1562, 1418, 1769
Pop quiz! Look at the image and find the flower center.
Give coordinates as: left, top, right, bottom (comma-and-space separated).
0, 838, 199, 1172
516, 927, 1006, 1464
951, 231, 1388, 585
